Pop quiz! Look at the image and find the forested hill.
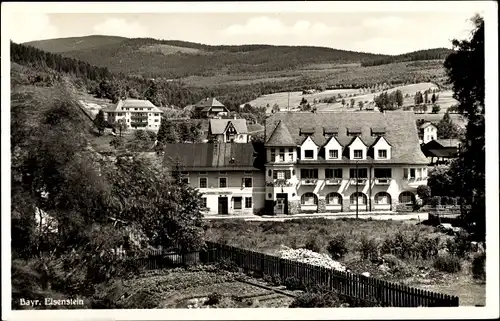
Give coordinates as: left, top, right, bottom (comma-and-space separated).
361, 48, 454, 67
25, 35, 389, 79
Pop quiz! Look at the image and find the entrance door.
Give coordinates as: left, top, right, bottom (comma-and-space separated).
275, 193, 288, 215
218, 197, 228, 215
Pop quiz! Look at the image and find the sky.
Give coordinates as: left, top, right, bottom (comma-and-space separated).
4, 2, 489, 55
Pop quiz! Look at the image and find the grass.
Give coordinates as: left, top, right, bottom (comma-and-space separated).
205, 218, 485, 306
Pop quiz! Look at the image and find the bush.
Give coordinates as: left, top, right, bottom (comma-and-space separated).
216, 258, 240, 273
263, 274, 282, 286
433, 254, 461, 273
414, 235, 440, 259
359, 236, 379, 260
327, 234, 348, 260
441, 196, 450, 205
290, 290, 342, 308
381, 253, 407, 273
206, 292, 222, 305
416, 186, 431, 204
471, 252, 486, 280
304, 236, 321, 253
284, 276, 307, 291
429, 196, 441, 207
446, 231, 471, 258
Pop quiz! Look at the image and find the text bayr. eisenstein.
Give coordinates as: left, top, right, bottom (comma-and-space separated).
45, 298, 84, 306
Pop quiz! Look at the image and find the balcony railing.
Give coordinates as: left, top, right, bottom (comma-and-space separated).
406, 177, 427, 187
325, 178, 342, 185
350, 178, 367, 185
375, 178, 392, 185
265, 179, 294, 187
301, 178, 318, 185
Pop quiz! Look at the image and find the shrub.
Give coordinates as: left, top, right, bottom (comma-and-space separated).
381, 253, 407, 274
327, 234, 348, 260
416, 186, 431, 204
284, 276, 306, 291
359, 236, 379, 260
216, 258, 240, 272
206, 292, 222, 305
304, 236, 321, 253
263, 274, 282, 286
446, 231, 471, 258
433, 254, 461, 273
429, 196, 441, 207
471, 252, 486, 280
414, 235, 440, 259
290, 287, 342, 308
441, 196, 450, 205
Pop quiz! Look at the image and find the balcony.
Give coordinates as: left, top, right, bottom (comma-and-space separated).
301, 178, 318, 185
375, 178, 392, 185
350, 178, 367, 185
265, 179, 294, 187
325, 178, 342, 185
406, 177, 428, 188
130, 122, 148, 127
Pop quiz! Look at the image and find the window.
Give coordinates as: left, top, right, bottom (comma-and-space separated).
416, 168, 422, 179
268, 169, 272, 176
300, 169, 318, 179
233, 197, 242, 210
279, 148, 285, 162
155, 113, 160, 116
329, 150, 339, 159
199, 177, 207, 188
219, 177, 227, 188
301, 193, 318, 205
378, 149, 387, 159
403, 168, 409, 179
245, 197, 252, 208
155, 119, 159, 122
149, 114, 152, 116
353, 150, 363, 159
410, 168, 416, 179
374, 168, 392, 178
349, 168, 368, 178
325, 168, 343, 179
270, 149, 276, 162
399, 191, 415, 204
181, 177, 189, 184
288, 148, 294, 161
350, 192, 367, 205
304, 150, 314, 159
326, 192, 342, 205
273, 170, 291, 180
243, 177, 253, 188
201, 198, 207, 208
375, 192, 391, 204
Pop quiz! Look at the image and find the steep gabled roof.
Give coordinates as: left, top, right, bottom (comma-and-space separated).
372, 135, 393, 147
436, 139, 461, 148
420, 122, 437, 129
265, 120, 296, 147
345, 135, 367, 148
265, 111, 428, 164
195, 97, 226, 109
209, 119, 248, 135
103, 99, 163, 113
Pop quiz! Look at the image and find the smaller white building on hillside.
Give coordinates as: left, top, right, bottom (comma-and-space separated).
103, 99, 164, 132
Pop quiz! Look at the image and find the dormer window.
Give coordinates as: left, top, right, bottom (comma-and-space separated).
304, 150, 314, 159
378, 150, 388, 159
353, 150, 363, 159
323, 126, 339, 137
347, 127, 362, 136
300, 127, 315, 136
371, 127, 386, 137
328, 150, 339, 159
279, 148, 285, 162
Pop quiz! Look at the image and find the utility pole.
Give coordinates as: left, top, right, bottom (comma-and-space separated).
356, 160, 359, 220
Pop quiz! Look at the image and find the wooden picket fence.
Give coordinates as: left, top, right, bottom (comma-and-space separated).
132, 242, 459, 307
200, 241, 459, 307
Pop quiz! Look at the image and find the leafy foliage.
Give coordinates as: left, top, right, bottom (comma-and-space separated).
433, 254, 462, 273
326, 234, 348, 260
444, 15, 485, 241
437, 112, 460, 138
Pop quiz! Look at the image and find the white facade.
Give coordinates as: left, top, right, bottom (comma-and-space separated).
104, 99, 163, 132
421, 123, 438, 144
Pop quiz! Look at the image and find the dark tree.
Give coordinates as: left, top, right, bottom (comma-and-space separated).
437, 112, 460, 139
444, 14, 485, 241
94, 110, 106, 136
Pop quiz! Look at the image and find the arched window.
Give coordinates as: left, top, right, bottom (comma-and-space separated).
350, 192, 367, 205
399, 191, 415, 204
301, 193, 318, 205
326, 192, 342, 205
374, 192, 392, 204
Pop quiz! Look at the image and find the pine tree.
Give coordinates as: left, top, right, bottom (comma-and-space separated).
437, 112, 459, 139
94, 110, 106, 136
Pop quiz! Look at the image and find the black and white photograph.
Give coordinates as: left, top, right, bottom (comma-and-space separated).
1, 1, 498, 320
